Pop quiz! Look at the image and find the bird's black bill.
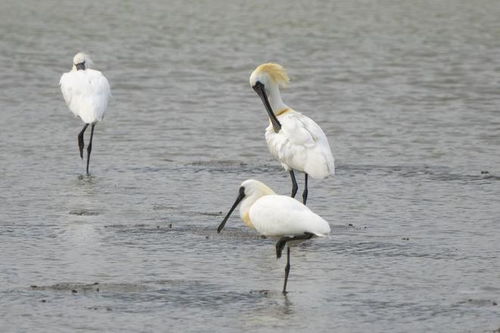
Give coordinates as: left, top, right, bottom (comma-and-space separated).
252, 82, 281, 133
217, 186, 245, 233
75, 62, 85, 71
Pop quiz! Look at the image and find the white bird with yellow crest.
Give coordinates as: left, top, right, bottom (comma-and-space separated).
217, 179, 331, 294
249, 63, 335, 205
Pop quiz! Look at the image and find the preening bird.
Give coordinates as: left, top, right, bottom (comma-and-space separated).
249, 63, 335, 204
60, 52, 111, 175
217, 179, 331, 294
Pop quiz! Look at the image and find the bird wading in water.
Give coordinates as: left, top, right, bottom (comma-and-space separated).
249, 63, 335, 204
217, 179, 331, 294
60, 52, 111, 175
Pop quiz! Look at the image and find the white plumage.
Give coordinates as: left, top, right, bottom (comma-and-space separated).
217, 179, 330, 293
249, 63, 335, 204
60, 54, 110, 124
59, 52, 111, 175
249, 195, 331, 237
265, 110, 335, 179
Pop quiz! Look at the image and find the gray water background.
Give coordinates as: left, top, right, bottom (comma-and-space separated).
1, 0, 499, 332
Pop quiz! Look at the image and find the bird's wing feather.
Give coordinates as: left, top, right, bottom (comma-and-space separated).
59, 72, 74, 107
265, 111, 335, 178
281, 112, 319, 147
86, 70, 111, 120
250, 195, 331, 237
59, 70, 110, 122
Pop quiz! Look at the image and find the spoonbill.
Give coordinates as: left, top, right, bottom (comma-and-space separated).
217, 179, 330, 294
249, 63, 335, 204
60, 52, 111, 175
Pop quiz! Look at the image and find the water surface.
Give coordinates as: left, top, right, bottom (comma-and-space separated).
1, 0, 499, 332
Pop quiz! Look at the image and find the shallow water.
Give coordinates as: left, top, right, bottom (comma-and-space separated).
1, 0, 500, 332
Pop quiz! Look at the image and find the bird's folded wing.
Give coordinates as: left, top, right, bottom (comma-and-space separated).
281, 113, 324, 148
85, 70, 111, 100
59, 70, 111, 113
251, 196, 331, 237
59, 73, 74, 106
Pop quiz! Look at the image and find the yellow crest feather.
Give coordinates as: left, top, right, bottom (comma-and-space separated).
255, 63, 290, 87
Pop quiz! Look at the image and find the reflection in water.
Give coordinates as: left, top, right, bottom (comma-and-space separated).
282, 293, 294, 316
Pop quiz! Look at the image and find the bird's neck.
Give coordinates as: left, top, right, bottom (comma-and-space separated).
239, 189, 275, 228
267, 84, 288, 115
239, 194, 262, 224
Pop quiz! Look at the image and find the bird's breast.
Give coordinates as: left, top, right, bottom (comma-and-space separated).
242, 211, 255, 229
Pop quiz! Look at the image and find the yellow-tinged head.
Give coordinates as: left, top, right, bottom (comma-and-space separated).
240, 179, 275, 197
249, 63, 290, 88
249, 64, 290, 133
217, 179, 276, 233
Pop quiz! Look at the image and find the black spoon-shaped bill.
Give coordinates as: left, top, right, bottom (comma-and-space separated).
217, 186, 246, 233
252, 81, 281, 133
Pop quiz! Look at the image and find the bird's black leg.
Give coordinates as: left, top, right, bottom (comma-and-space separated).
78, 124, 89, 159
86, 124, 95, 175
276, 236, 289, 259
302, 173, 309, 205
289, 170, 298, 198
283, 246, 291, 294
275, 232, 315, 294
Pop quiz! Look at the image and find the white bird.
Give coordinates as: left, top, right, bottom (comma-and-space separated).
60, 52, 111, 175
249, 63, 335, 204
217, 179, 330, 294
